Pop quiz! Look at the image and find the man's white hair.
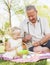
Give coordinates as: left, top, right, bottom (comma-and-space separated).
26, 5, 37, 12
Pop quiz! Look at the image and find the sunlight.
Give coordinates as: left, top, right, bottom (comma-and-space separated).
0, 0, 50, 28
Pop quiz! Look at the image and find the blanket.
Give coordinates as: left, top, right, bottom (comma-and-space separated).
0, 53, 50, 62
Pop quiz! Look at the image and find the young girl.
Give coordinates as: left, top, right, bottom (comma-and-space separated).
3, 27, 23, 59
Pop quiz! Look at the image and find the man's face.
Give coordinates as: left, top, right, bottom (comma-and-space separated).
27, 9, 37, 23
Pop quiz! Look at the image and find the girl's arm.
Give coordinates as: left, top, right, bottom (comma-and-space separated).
5, 41, 17, 52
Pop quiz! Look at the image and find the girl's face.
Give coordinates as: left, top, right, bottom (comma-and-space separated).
12, 31, 20, 40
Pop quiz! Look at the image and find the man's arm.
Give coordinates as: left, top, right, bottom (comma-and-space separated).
33, 34, 50, 47
39, 34, 50, 45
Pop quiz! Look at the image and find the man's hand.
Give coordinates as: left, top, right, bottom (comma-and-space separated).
22, 34, 32, 43
33, 41, 40, 47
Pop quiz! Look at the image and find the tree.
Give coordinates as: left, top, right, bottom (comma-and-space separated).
3, 0, 12, 27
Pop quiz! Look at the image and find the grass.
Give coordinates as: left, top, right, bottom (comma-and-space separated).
0, 59, 50, 65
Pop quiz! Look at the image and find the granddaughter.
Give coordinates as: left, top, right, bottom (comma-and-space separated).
3, 27, 23, 59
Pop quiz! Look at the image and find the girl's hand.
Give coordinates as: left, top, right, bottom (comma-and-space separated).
23, 35, 32, 43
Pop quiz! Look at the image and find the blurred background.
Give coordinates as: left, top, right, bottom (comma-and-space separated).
0, 0, 50, 28
0, 0, 50, 41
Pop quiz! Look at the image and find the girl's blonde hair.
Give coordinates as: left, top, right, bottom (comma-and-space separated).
9, 27, 21, 36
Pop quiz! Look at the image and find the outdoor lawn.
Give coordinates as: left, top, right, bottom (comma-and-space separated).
0, 59, 50, 65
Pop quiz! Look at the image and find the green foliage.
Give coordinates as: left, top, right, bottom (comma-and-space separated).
0, 40, 3, 43
15, 9, 24, 14
43, 5, 48, 9
4, 22, 10, 29
5, 38, 8, 42
0, 45, 5, 53
0, 29, 5, 35
36, 5, 50, 27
